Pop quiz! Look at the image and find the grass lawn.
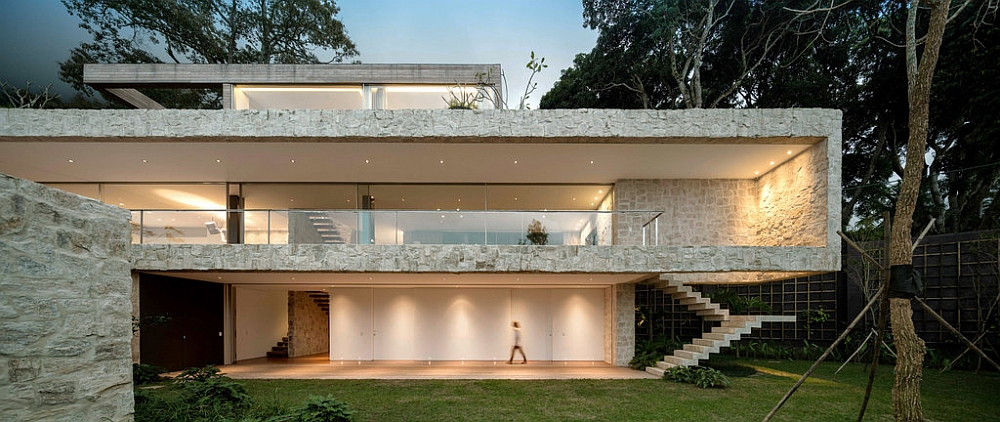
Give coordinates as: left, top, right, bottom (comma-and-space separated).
136, 360, 1000, 421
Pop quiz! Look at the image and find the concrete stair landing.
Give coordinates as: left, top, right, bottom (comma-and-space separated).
645, 279, 796, 377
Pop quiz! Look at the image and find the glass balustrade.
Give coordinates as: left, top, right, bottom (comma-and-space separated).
128, 209, 663, 246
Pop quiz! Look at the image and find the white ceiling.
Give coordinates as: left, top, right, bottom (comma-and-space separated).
148, 271, 649, 290
0, 142, 811, 184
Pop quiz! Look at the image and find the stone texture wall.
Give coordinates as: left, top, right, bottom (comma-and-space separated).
1, 108, 840, 143
0, 173, 134, 421
132, 243, 839, 275
755, 142, 828, 247
615, 179, 756, 246
614, 284, 635, 366
286, 292, 329, 357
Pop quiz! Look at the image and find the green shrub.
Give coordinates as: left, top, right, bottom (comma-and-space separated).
289, 394, 354, 422
664, 365, 731, 389
175, 365, 223, 383
133, 363, 167, 385
708, 289, 772, 314
174, 365, 251, 409
629, 336, 684, 370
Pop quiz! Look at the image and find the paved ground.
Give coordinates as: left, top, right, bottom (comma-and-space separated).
215, 354, 658, 380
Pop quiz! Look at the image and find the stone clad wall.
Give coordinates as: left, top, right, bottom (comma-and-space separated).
132, 243, 840, 278
287, 292, 329, 357
755, 141, 828, 246
614, 179, 756, 246
1, 108, 842, 142
0, 173, 134, 421
614, 284, 635, 366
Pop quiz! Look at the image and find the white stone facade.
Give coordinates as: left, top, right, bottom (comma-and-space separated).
0, 173, 134, 421
0, 108, 838, 143
1, 107, 842, 370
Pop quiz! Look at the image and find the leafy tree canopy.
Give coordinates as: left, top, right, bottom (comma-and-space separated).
544, 0, 999, 236
60, 0, 358, 107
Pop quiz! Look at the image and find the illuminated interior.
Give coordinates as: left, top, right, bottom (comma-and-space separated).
232, 84, 491, 110
327, 287, 605, 361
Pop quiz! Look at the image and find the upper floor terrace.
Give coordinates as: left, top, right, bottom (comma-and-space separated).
0, 64, 843, 284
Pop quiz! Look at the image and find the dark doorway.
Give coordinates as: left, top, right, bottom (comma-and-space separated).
139, 274, 224, 371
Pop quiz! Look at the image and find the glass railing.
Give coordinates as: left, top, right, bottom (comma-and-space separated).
129, 209, 663, 246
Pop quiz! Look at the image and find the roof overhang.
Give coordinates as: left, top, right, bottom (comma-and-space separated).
0, 108, 838, 183
83, 63, 502, 108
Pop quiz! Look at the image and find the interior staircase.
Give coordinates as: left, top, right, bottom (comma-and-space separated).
308, 215, 347, 244
307, 291, 330, 316
644, 279, 796, 377
266, 337, 289, 358
266, 291, 330, 358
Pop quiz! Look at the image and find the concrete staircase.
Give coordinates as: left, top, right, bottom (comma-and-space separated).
307, 291, 330, 316
644, 279, 796, 377
266, 336, 290, 358
308, 215, 347, 244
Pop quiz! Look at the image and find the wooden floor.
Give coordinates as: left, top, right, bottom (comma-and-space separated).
216, 354, 657, 380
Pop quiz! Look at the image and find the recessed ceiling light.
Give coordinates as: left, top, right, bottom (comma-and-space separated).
572, 197, 576, 201
514, 197, 518, 201
598, 190, 603, 194
67, 159, 74, 163
141, 159, 148, 163
769, 161, 775, 166
439, 160, 444, 164
590, 203, 595, 206
754, 171, 760, 175
513, 160, 518, 164
589, 160, 595, 164
290, 198, 295, 202
290, 159, 296, 163
216, 159, 222, 163
401, 198, 405, 202
365, 159, 370, 163
787, 150, 792, 155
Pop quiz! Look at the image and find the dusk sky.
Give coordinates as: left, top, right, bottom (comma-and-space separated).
0, 0, 598, 107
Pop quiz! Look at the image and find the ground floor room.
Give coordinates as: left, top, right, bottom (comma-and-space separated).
136, 272, 638, 371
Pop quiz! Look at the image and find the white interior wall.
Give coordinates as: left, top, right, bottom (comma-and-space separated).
552, 289, 606, 360
329, 288, 373, 360
511, 289, 552, 361
234, 287, 288, 361
329, 287, 604, 361
373, 289, 416, 360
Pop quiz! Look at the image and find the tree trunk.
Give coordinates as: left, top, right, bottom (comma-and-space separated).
889, 1, 951, 421
889, 297, 924, 421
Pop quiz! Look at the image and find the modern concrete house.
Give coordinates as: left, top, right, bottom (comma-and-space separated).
0, 63, 841, 373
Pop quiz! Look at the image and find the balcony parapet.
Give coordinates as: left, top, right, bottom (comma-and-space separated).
131, 243, 838, 283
